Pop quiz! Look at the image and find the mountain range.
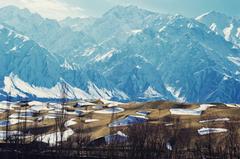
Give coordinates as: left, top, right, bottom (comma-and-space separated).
0, 5, 239, 103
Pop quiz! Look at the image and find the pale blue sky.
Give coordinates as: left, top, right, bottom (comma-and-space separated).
0, 0, 239, 20
60, 0, 240, 18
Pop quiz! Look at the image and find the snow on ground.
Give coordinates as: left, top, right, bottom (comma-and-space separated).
166, 142, 173, 151
198, 127, 228, 135
0, 109, 6, 113
37, 128, 74, 146
170, 104, 215, 116
99, 99, 123, 106
76, 101, 97, 107
28, 101, 46, 106
136, 111, 151, 116
0, 103, 14, 110
165, 123, 174, 126
64, 118, 77, 127
30, 105, 49, 112
9, 111, 35, 118
94, 107, 124, 114
199, 118, 230, 123
195, 104, 216, 111
0, 119, 33, 127
109, 115, 148, 127
170, 109, 202, 116
92, 105, 104, 110
84, 119, 99, 123
0, 131, 22, 140
225, 103, 240, 108
65, 111, 79, 116
104, 131, 128, 144
44, 114, 58, 119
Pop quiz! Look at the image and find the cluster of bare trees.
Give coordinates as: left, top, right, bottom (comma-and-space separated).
1, 115, 240, 159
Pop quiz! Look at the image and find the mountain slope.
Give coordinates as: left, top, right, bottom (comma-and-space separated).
60, 17, 96, 32
0, 6, 95, 58
0, 5, 240, 103
0, 24, 127, 101
196, 11, 240, 47
82, 10, 240, 103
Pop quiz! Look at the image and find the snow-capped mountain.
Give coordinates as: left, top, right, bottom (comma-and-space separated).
84, 11, 240, 103
196, 11, 240, 47
0, 5, 240, 103
0, 24, 128, 101
0, 6, 95, 58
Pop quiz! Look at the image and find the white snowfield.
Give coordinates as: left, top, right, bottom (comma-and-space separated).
94, 107, 124, 114
2, 73, 128, 101
199, 118, 230, 123
170, 109, 202, 116
44, 114, 58, 119
198, 127, 228, 135
170, 104, 216, 116
225, 103, 240, 108
37, 116, 75, 146
77, 101, 97, 107
30, 105, 49, 112
136, 111, 151, 116
109, 115, 148, 128
37, 129, 74, 146
9, 111, 35, 118
0, 119, 33, 127
84, 119, 99, 123
100, 99, 123, 106
28, 101, 46, 106
166, 142, 173, 151
64, 118, 77, 127
0, 103, 15, 111
104, 131, 128, 144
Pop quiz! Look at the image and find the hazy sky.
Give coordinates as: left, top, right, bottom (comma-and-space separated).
0, 0, 239, 20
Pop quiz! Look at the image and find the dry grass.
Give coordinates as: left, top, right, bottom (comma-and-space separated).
0, 100, 239, 142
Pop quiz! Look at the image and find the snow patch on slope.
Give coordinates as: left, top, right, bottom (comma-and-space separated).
2, 73, 90, 99
144, 86, 162, 98
60, 59, 74, 70
227, 56, 240, 66
95, 48, 117, 62
87, 81, 128, 100
236, 28, 240, 38
82, 47, 96, 56
195, 12, 211, 21
165, 84, 185, 102
3, 75, 27, 98
129, 29, 143, 35
223, 24, 233, 41
209, 23, 217, 32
